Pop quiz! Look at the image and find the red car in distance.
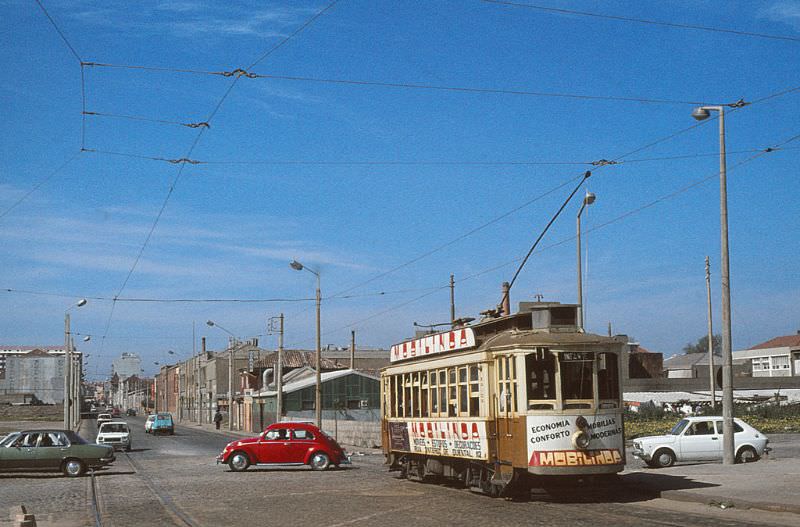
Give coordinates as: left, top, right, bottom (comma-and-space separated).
217, 422, 350, 472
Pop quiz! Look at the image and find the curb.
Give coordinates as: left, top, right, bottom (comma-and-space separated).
655, 489, 800, 515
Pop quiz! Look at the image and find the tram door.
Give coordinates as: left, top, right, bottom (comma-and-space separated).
494, 355, 523, 470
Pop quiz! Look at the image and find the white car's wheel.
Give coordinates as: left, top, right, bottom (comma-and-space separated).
736, 446, 759, 463
653, 449, 675, 468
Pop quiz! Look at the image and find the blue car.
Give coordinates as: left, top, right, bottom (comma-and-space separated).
146, 413, 174, 435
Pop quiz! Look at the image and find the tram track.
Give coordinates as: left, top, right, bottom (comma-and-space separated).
89, 450, 201, 527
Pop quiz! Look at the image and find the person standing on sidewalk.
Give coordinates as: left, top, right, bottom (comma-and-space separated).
213, 408, 223, 430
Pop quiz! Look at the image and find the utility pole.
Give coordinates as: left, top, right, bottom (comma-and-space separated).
705, 257, 716, 412
229, 340, 235, 431
63, 314, 71, 429
350, 330, 355, 370
450, 274, 455, 328
277, 314, 284, 423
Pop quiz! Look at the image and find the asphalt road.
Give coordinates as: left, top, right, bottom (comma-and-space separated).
2, 418, 799, 527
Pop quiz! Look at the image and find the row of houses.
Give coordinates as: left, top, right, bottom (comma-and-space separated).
147, 338, 386, 446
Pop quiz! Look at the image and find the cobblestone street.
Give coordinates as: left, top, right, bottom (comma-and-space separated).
2, 418, 798, 527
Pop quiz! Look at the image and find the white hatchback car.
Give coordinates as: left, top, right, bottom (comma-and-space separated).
96, 421, 132, 452
632, 416, 770, 468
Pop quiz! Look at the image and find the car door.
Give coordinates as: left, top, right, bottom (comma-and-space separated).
256, 428, 291, 463
679, 420, 721, 461
3, 432, 41, 469
286, 429, 315, 463
35, 432, 69, 470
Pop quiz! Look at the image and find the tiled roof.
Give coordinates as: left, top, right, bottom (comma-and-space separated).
749, 334, 800, 350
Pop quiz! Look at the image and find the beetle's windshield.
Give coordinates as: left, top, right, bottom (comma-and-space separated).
670, 419, 689, 435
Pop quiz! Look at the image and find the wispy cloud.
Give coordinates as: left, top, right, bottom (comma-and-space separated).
759, 1, 800, 31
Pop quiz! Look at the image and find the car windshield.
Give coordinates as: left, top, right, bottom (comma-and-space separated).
101, 423, 129, 433
670, 419, 689, 435
157, 414, 171, 420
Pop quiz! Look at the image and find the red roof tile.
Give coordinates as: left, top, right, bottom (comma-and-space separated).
749, 334, 800, 350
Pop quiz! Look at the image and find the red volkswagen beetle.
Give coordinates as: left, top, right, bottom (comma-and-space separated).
217, 422, 350, 472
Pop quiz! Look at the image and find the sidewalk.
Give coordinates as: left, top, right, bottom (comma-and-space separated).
622, 455, 800, 514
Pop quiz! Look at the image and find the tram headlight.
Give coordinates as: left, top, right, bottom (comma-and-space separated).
572, 415, 591, 451
572, 430, 591, 450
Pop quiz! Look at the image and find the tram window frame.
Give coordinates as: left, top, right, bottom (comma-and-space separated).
525, 349, 557, 410
421, 371, 429, 417
469, 365, 481, 417
597, 352, 620, 407
403, 373, 412, 417
497, 355, 518, 414
439, 370, 447, 418
411, 372, 420, 417
560, 351, 594, 410
430, 370, 439, 415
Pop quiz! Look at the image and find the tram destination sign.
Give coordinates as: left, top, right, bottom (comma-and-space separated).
390, 328, 476, 363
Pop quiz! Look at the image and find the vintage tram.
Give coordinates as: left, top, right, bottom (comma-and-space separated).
381, 301, 626, 497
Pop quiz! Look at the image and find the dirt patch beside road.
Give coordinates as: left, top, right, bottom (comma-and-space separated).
0, 403, 63, 421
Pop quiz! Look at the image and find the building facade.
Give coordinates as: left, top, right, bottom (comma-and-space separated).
733, 334, 800, 378
111, 352, 142, 381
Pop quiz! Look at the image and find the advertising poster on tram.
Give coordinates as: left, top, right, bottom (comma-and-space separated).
526, 414, 624, 468
405, 420, 488, 460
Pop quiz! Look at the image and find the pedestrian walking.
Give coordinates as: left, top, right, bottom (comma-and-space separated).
213, 408, 223, 430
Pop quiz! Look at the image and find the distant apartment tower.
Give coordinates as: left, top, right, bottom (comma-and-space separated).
112, 353, 142, 381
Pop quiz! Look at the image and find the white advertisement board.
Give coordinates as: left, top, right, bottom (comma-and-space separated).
526, 414, 624, 467
407, 420, 488, 460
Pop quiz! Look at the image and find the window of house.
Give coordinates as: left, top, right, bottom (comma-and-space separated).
772, 356, 790, 370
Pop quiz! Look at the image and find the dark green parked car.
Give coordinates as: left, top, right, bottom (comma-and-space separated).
0, 429, 115, 477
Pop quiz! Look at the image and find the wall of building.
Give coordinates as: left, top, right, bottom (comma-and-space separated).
624, 375, 800, 392
0, 355, 65, 404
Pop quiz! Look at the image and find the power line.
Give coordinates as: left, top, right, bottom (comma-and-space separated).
299, 129, 799, 347
34, 0, 83, 62
83, 111, 210, 129
83, 62, 713, 106
0, 152, 80, 221
93, 1, 342, 353
481, 0, 800, 44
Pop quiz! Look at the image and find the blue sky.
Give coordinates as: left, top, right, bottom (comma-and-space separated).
1, 0, 799, 379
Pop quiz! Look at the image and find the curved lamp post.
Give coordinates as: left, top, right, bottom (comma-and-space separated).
692, 104, 734, 464
577, 191, 595, 331
290, 260, 322, 427
207, 320, 238, 431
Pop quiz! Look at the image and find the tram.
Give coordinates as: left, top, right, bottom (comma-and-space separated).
380, 301, 626, 497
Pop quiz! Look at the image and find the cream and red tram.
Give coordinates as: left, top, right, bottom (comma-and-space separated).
381, 301, 626, 496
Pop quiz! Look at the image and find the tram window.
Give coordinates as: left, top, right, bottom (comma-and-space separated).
411, 372, 420, 417
469, 365, 480, 416
403, 374, 412, 417
561, 352, 594, 406
497, 356, 517, 414
598, 353, 620, 401
449, 385, 457, 417
431, 371, 439, 414
421, 372, 429, 417
526, 351, 556, 406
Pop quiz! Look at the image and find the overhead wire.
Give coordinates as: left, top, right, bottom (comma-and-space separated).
481, 0, 800, 44
290, 128, 799, 347
0, 152, 80, 221
82, 61, 714, 106
94, 0, 341, 353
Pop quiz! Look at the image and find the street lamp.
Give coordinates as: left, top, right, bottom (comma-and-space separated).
576, 191, 596, 331
290, 259, 322, 427
207, 319, 238, 431
64, 298, 87, 429
692, 104, 734, 464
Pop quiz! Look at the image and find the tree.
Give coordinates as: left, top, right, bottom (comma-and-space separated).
683, 334, 722, 355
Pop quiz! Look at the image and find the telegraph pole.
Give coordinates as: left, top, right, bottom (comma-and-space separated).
63, 314, 71, 429
277, 314, 284, 423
